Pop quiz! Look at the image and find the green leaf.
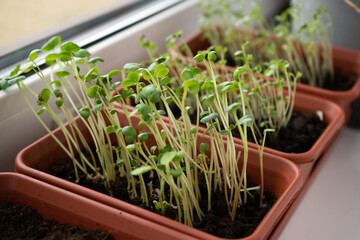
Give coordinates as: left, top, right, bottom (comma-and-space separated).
157, 164, 166, 171
225, 102, 241, 113
194, 54, 205, 63
220, 130, 229, 135
148, 62, 157, 73
41, 36, 61, 51
86, 85, 100, 98
110, 109, 118, 115
50, 80, 62, 87
233, 67, 250, 81
200, 111, 209, 119
55, 99, 63, 108
37, 107, 46, 115
106, 126, 116, 134
109, 95, 121, 103
141, 85, 161, 103
126, 144, 135, 152
121, 72, 140, 87
189, 127, 198, 135
238, 115, 255, 126
264, 128, 275, 133
76, 59, 85, 64
165, 96, 173, 104
181, 69, 193, 81
122, 89, 134, 99
199, 143, 209, 153
8, 76, 25, 86
154, 64, 169, 79
202, 94, 215, 107
38, 88, 51, 104
124, 63, 141, 73
53, 89, 62, 98
191, 67, 201, 75
183, 79, 200, 94
207, 51, 217, 62
150, 146, 157, 154
122, 126, 136, 143
85, 67, 99, 82
131, 166, 153, 176
137, 103, 151, 115
108, 70, 122, 78
202, 125, 213, 137
155, 56, 166, 63
23, 65, 34, 73
160, 151, 177, 166
59, 52, 72, 62
110, 82, 121, 91
173, 151, 183, 162
201, 81, 215, 91
158, 110, 166, 115
138, 132, 149, 141
28, 49, 39, 62
73, 49, 91, 58
60, 42, 80, 53
55, 71, 70, 78
170, 168, 183, 177
79, 107, 91, 119
137, 68, 152, 81
222, 85, 237, 93
10, 64, 21, 76
1, 79, 9, 90
200, 113, 219, 123
45, 53, 59, 61
94, 104, 103, 114
88, 57, 104, 64
270, 110, 279, 116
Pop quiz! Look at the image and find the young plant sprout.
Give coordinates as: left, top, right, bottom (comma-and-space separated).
199, 0, 333, 88
116, 47, 279, 225
15, 36, 139, 195
15, 34, 283, 229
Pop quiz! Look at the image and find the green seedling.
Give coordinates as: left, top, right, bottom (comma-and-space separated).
198, 0, 333, 88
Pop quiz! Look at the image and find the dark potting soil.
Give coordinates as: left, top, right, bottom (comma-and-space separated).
50, 159, 276, 239
302, 68, 358, 91
189, 110, 327, 154
0, 202, 111, 240
249, 111, 327, 153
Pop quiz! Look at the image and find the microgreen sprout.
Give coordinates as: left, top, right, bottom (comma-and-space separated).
15, 36, 141, 196
15, 31, 292, 230
199, 0, 333, 88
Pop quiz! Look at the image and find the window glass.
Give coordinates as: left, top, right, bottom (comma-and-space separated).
0, 0, 178, 77
0, 0, 126, 50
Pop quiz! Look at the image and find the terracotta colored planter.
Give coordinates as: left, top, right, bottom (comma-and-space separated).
0, 172, 192, 240
15, 109, 303, 239
182, 29, 360, 121
296, 46, 360, 119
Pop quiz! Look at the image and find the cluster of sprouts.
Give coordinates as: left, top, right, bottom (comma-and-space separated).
199, 0, 333, 87
11, 0, 322, 228
12, 36, 276, 227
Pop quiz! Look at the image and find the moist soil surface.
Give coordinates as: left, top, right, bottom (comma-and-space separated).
50, 159, 276, 239
249, 111, 327, 153
0, 202, 111, 240
190, 110, 327, 154
303, 68, 357, 91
